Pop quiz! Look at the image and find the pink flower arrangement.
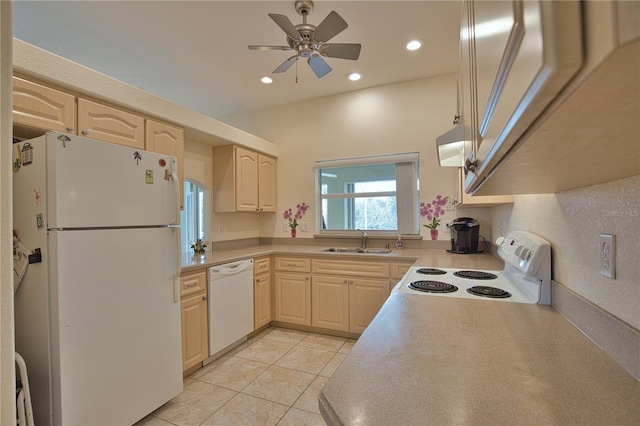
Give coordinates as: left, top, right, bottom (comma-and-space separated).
283, 202, 309, 229
420, 195, 450, 230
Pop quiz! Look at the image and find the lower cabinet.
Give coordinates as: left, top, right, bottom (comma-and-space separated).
254, 257, 271, 330
274, 272, 311, 325
180, 270, 208, 373
349, 279, 390, 334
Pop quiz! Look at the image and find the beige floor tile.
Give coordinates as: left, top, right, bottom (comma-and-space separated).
152, 380, 236, 426
242, 365, 316, 406
274, 345, 335, 374
277, 407, 325, 425
262, 327, 309, 344
201, 393, 288, 426
319, 352, 346, 377
298, 333, 347, 351
234, 338, 295, 364
338, 339, 357, 354
292, 375, 328, 414
134, 415, 175, 426
198, 356, 269, 391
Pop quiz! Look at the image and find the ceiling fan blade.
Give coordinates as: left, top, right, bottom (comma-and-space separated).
308, 55, 332, 78
313, 11, 348, 42
273, 55, 299, 73
248, 45, 293, 51
320, 43, 361, 60
269, 13, 302, 41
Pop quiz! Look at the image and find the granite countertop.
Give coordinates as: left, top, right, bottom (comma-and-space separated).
181, 244, 505, 272
319, 293, 640, 425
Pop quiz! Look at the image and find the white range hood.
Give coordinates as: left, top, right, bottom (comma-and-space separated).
436, 126, 465, 167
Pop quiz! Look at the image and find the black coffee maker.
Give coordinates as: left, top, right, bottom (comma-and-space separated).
447, 217, 481, 253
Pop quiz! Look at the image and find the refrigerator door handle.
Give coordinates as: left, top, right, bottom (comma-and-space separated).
170, 157, 180, 225
172, 227, 181, 303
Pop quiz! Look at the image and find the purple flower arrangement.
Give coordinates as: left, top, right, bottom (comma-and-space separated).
283, 202, 309, 229
420, 195, 450, 230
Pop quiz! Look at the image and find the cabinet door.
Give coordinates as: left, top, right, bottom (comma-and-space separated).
455, 168, 513, 207
312, 276, 350, 332
235, 147, 259, 212
258, 154, 277, 212
181, 293, 208, 372
274, 273, 311, 325
254, 274, 272, 330
146, 119, 185, 209
77, 98, 145, 149
349, 279, 390, 334
13, 77, 76, 133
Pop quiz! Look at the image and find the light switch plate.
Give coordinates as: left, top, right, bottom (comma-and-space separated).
599, 234, 616, 279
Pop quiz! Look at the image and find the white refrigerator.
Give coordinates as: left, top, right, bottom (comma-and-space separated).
13, 132, 183, 425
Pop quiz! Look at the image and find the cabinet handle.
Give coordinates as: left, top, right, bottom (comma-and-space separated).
66, 126, 74, 132
305, 277, 309, 281
81, 129, 89, 136
203, 295, 208, 300
185, 281, 198, 287
343, 279, 348, 284
259, 264, 267, 269
464, 158, 478, 174
348, 280, 354, 285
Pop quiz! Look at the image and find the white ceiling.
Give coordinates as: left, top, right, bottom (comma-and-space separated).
13, 1, 461, 120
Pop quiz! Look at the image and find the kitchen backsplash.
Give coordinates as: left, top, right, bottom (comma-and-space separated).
490, 175, 639, 330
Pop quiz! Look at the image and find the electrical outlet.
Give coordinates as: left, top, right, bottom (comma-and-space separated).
446, 198, 456, 211
300, 222, 309, 232
443, 221, 451, 233
283, 222, 289, 232
599, 234, 616, 279
218, 224, 224, 233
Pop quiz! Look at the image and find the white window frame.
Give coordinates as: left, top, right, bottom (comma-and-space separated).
180, 179, 210, 253
314, 153, 420, 235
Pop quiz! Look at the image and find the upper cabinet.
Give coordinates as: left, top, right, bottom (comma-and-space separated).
77, 98, 145, 149
213, 145, 277, 213
145, 119, 185, 210
13, 77, 76, 134
461, 0, 640, 195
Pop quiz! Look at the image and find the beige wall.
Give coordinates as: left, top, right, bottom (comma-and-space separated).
223, 75, 460, 241
490, 176, 640, 329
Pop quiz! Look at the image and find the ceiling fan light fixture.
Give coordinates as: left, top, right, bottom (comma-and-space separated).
405, 39, 423, 51
347, 72, 363, 81
260, 76, 274, 84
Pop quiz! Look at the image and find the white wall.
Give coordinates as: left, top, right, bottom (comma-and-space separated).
223, 75, 461, 240
490, 175, 640, 329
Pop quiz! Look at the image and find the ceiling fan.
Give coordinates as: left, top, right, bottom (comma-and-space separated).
248, 0, 361, 79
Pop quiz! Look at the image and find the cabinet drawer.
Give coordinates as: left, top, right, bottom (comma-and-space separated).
390, 262, 413, 280
274, 257, 311, 273
180, 271, 207, 298
254, 257, 271, 275
312, 259, 390, 279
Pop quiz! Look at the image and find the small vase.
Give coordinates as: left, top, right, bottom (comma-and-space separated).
430, 229, 439, 240
290, 227, 297, 238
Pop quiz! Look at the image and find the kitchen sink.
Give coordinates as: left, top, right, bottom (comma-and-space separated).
323, 247, 360, 253
322, 247, 392, 254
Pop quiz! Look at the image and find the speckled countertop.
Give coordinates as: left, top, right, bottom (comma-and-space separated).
181, 244, 505, 272
318, 293, 640, 425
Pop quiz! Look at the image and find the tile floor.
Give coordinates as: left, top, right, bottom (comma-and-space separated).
136, 327, 356, 426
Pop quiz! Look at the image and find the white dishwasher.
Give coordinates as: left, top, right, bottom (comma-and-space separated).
208, 258, 254, 358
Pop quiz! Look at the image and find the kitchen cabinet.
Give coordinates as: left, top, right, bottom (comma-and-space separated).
180, 270, 208, 373
311, 259, 391, 333
77, 98, 145, 149
274, 257, 311, 326
461, 0, 639, 195
12, 77, 76, 135
145, 119, 185, 210
253, 257, 271, 330
454, 168, 513, 207
213, 145, 277, 213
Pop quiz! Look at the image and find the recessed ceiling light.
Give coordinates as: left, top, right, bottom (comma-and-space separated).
347, 72, 363, 81
405, 40, 423, 51
260, 76, 273, 84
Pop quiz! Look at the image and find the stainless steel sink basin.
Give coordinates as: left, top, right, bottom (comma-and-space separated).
322, 247, 360, 253
355, 248, 392, 254
322, 247, 392, 254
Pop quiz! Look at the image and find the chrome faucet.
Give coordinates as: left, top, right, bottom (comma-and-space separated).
357, 229, 368, 249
